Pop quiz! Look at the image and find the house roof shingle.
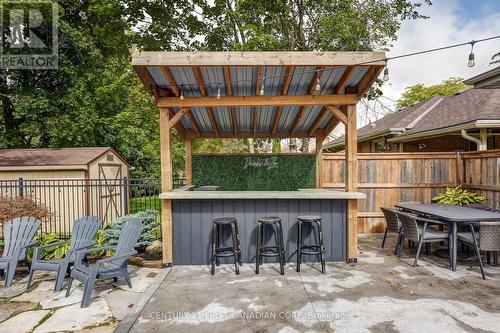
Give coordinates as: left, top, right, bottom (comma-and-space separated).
0, 147, 115, 167
326, 88, 500, 148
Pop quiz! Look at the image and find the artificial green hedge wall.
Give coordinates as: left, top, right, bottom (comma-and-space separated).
192, 154, 316, 191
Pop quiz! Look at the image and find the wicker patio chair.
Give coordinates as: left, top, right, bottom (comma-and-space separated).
0, 217, 41, 288
27, 216, 102, 292
65, 218, 142, 308
457, 222, 500, 280
380, 207, 401, 252
395, 212, 451, 267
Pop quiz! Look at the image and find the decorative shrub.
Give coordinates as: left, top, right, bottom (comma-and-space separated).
103, 210, 159, 251
192, 154, 316, 191
432, 186, 486, 206
0, 196, 51, 223
26, 233, 69, 260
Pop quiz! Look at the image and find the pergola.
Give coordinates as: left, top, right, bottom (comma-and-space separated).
132, 51, 385, 264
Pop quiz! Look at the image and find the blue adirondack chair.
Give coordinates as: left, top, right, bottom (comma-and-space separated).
65, 218, 143, 308
0, 217, 41, 288
27, 216, 102, 292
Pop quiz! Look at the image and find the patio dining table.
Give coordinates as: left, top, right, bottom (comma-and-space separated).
395, 202, 500, 271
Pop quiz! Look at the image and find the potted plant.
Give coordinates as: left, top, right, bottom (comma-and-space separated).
432, 186, 486, 206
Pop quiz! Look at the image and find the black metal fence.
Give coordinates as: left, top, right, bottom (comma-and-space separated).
0, 176, 186, 239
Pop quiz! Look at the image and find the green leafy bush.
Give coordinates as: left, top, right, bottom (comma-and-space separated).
27, 233, 69, 260
432, 186, 486, 206
103, 210, 158, 251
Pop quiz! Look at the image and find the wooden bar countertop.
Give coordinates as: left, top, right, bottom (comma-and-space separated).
160, 187, 366, 200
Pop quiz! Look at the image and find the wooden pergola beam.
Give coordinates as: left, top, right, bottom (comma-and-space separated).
324, 117, 340, 138
133, 65, 158, 97
334, 66, 356, 95
272, 65, 294, 134
186, 111, 201, 136
345, 104, 358, 261
326, 105, 347, 125
159, 66, 181, 96
133, 51, 387, 67
357, 66, 383, 97
169, 107, 189, 127
290, 67, 323, 135
158, 94, 357, 108
224, 65, 233, 96
308, 108, 329, 137
166, 108, 186, 138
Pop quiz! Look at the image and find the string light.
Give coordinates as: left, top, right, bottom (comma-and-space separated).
180, 85, 184, 100
217, 84, 221, 99
153, 35, 499, 91
383, 63, 389, 81
315, 69, 321, 92
260, 77, 265, 96
468, 41, 476, 67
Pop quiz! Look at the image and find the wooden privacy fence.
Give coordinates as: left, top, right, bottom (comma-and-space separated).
322, 150, 500, 233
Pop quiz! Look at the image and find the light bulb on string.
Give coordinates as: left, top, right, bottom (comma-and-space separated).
180, 85, 184, 100
260, 77, 265, 96
383, 65, 389, 82
217, 84, 221, 99
315, 69, 321, 92
468, 41, 476, 67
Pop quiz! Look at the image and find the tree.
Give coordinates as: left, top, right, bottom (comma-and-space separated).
396, 77, 470, 109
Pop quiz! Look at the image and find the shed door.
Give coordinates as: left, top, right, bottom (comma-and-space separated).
97, 164, 123, 224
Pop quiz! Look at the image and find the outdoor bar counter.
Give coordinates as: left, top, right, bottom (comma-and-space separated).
160, 188, 366, 265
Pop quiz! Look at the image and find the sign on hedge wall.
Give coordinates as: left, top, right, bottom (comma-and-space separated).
192, 154, 316, 191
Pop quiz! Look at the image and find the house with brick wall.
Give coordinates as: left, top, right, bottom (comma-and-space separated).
324, 68, 500, 153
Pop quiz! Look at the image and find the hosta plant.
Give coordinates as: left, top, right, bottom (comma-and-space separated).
103, 210, 159, 251
27, 233, 69, 260
432, 186, 486, 206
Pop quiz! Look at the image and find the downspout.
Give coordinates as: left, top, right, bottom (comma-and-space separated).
461, 129, 487, 151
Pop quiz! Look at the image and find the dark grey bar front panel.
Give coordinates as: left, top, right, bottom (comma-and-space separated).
172, 199, 346, 265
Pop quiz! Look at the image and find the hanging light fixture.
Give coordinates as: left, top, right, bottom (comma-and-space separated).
260, 77, 265, 96
315, 69, 321, 92
180, 85, 184, 100
383, 61, 389, 81
468, 41, 476, 67
217, 84, 221, 99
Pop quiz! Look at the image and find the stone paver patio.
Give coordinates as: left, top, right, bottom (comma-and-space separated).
2, 234, 500, 333
0, 266, 164, 333
130, 234, 500, 333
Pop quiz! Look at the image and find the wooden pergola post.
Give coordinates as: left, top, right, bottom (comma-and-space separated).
345, 104, 358, 262
315, 138, 323, 188
185, 139, 193, 185
160, 108, 173, 266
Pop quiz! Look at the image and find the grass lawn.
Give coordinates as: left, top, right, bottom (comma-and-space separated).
130, 196, 161, 214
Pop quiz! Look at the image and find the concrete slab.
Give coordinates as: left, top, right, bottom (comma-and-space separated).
113, 267, 159, 293
128, 234, 500, 332
34, 298, 113, 333
0, 310, 50, 333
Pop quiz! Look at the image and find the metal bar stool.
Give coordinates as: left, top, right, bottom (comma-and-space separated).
296, 215, 326, 274
211, 217, 242, 275
256, 216, 285, 275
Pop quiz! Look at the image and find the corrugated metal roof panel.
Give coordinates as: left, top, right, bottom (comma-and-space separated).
257, 106, 275, 131
231, 66, 256, 96
191, 107, 212, 132
287, 66, 315, 95
214, 107, 232, 131
262, 66, 286, 95
297, 105, 322, 132
319, 67, 345, 95
236, 107, 252, 131
278, 106, 300, 131
347, 67, 368, 87
168, 66, 201, 97
146, 67, 170, 89
318, 112, 334, 129
200, 66, 226, 97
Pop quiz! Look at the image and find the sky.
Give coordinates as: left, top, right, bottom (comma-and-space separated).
381, 0, 500, 102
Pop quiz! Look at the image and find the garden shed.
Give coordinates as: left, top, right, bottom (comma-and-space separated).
0, 147, 131, 236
